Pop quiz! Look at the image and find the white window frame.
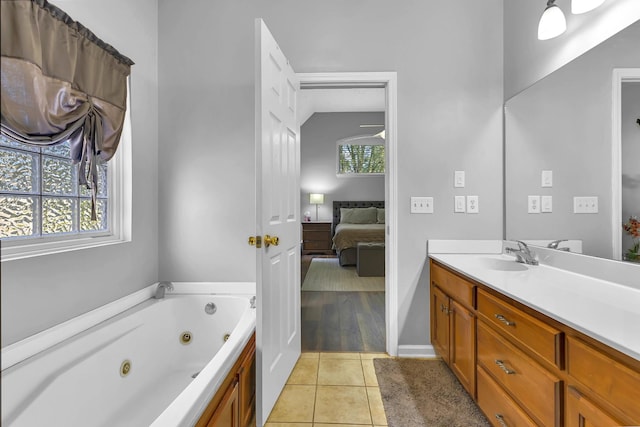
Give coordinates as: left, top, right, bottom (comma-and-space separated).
336, 134, 385, 178
1, 81, 133, 262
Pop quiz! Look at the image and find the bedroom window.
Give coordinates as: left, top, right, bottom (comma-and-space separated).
337, 135, 385, 176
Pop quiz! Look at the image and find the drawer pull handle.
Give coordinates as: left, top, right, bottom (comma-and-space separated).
495, 414, 508, 427
495, 359, 516, 375
495, 314, 516, 326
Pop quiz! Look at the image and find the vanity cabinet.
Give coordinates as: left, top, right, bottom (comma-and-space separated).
430, 261, 476, 397
196, 333, 256, 427
429, 259, 640, 427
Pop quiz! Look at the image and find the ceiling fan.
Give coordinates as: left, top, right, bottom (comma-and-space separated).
360, 124, 385, 139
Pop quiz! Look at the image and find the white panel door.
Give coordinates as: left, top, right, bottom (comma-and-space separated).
254, 19, 301, 427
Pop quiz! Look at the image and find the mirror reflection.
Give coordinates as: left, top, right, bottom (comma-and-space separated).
504, 21, 640, 261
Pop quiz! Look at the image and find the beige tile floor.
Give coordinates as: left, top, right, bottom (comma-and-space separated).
265, 352, 390, 427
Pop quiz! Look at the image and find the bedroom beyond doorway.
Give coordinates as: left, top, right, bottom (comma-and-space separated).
301, 254, 386, 352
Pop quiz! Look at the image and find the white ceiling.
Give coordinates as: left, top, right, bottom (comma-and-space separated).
298, 87, 385, 125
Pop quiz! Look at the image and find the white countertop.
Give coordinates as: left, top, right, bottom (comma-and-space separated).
429, 253, 640, 361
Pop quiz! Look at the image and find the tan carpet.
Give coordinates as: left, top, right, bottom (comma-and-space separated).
374, 358, 490, 427
301, 258, 385, 291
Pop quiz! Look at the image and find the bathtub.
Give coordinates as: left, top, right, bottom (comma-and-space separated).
1, 282, 256, 427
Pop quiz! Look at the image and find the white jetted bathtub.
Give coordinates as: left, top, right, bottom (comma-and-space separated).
1, 282, 256, 427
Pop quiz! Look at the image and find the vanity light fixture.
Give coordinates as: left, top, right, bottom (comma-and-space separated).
571, 0, 606, 14
538, 0, 567, 40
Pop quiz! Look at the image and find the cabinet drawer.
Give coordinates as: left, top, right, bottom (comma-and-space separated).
477, 366, 537, 427
303, 241, 329, 250
430, 262, 474, 308
302, 223, 330, 231
566, 336, 640, 422
303, 230, 330, 242
566, 386, 622, 427
477, 289, 563, 368
477, 321, 561, 427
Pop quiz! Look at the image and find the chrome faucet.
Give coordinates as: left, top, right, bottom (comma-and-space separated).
547, 240, 570, 251
505, 241, 539, 265
155, 281, 174, 299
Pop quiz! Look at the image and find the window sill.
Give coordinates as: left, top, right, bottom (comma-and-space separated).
1, 234, 131, 262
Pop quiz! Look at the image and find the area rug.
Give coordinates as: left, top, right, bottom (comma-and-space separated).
301, 258, 385, 291
373, 358, 490, 427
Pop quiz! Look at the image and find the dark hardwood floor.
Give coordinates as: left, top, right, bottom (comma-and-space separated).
301, 254, 386, 352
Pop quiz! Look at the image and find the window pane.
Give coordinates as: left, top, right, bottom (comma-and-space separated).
79, 163, 108, 198
80, 199, 107, 231
338, 144, 385, 174
42, 197, 75, 234
41, 140, 71, 158
0, 148, 40, 194
0, 196, 36, 238
42, 156, 77, 196
0, 134, 39, 152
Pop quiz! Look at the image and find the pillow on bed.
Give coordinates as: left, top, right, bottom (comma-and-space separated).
377, 208, 385, 224
340, 207, 378, 224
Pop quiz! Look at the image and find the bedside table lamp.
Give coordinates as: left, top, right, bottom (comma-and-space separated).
309, 193, 324, 221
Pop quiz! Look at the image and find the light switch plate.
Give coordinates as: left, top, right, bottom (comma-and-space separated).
411, 196, 434, 214
467, 195, 479, 213
454, 196, 466, 213
541, 170, 553, 188
541, 195, 552, 213
454, 171, 465, 188
574, 196, 598, 214
528, 195, 541, 213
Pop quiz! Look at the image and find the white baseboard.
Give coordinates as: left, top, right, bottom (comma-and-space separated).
397, 344, 437, 358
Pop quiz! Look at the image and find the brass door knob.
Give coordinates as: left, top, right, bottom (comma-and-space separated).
264, 235, 279, 247
248, 236, 262, 248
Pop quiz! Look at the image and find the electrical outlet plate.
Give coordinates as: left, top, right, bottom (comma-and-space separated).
454, 171, 465, 188
411, 196, 434, 214
528, 195, 541, 213
467, 195, 479, 213
541, 195, 552, 213
541, 170, 553, 188
574, 196, 598, 214
454, 196, 466, 213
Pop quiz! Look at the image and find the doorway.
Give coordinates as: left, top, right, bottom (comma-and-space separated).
296, 73, 398, 356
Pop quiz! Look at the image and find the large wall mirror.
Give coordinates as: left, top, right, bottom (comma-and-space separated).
505, 21, 640, 262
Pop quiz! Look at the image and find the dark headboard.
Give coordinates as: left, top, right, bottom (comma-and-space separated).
332, 200, 385, 235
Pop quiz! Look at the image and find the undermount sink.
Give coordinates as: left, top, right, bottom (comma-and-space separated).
482, 258, 529, 272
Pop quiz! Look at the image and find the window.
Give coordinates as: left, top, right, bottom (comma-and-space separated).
337, 135, 385, 176
0, 135, 109, 239
0, 100, 131, 261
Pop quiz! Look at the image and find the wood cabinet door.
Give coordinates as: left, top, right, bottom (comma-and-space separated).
431, 285, 450, 362
450, 299, 476, 397
238, 340, 256, 427
207, 380, 239, 427
566, 387, 621, 427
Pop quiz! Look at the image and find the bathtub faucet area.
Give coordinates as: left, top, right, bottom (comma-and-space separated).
155, 281, 174, 299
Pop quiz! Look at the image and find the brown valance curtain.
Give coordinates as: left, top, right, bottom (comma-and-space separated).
0, 0, 133, 218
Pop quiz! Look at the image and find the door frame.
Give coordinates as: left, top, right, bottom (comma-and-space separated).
297, 72, 398, 356
611, 68, 640, 260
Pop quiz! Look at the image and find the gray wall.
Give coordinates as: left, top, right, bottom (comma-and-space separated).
158, 0, 504, 347
301, 112, 385, 221
504, 0, 640, 99
622, 82, 640, 255
505, 23, 640, 258
1, 0, 159, 346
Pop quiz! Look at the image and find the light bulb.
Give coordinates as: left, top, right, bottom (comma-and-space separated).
572, 0, 606, 14
538, 2, 567, 40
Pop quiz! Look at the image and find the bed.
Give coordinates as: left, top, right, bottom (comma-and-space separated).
332, 201, 386, 266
